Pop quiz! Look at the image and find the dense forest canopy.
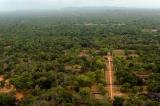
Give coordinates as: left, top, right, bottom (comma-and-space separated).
0, 8, 160, 106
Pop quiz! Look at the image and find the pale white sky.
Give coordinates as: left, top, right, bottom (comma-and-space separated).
0, 0, 160, 11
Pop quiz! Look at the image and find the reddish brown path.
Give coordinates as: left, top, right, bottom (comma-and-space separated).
105, 52, 114, 100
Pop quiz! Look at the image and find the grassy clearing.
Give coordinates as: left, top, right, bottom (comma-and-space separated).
113, 49, 125, 58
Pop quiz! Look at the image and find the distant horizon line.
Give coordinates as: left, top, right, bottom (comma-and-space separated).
0, 6, 160, 13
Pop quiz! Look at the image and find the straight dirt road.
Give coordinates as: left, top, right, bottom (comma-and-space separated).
105, 52, 114, 100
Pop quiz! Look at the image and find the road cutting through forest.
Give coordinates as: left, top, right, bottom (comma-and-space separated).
105, 52, 114, 100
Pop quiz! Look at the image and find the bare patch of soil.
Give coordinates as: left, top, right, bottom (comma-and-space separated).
0, 85, 14, 93
15, 92, 24, 100
0, 75, 4, 82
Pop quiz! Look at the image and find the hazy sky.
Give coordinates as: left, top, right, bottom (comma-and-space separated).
0, 0, 160, 11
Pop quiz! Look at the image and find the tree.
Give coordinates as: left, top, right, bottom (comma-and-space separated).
77, 75, 92, 87
131, 86, 142, 93
124, 95, 142, 106
0, 94, 16, 106
120, 83, 131, 92
113, 96, 124, 106
10, 75, 33, 89
79, 87, 91, 101
148, 73, 160, 92
97, 83, 106, 95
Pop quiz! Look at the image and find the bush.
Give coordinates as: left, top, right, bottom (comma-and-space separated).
120, 83, 131, 92
0, 94, 16, 106
113, 96, 124, 106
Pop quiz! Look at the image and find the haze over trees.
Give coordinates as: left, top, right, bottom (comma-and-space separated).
0, 8, 160, 105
